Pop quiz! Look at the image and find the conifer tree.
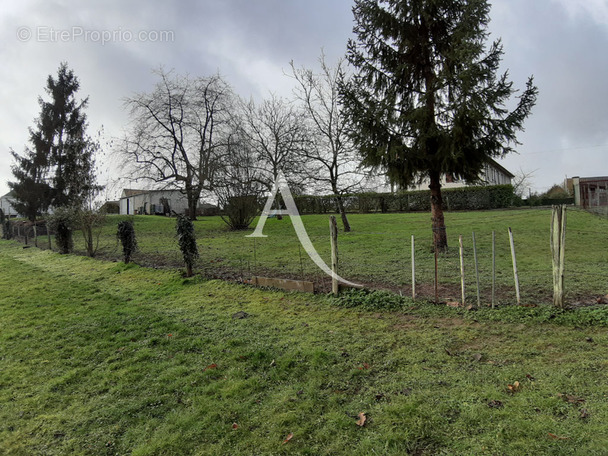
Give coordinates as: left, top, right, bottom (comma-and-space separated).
342, 0, 538, 251
10, 62, 101, 219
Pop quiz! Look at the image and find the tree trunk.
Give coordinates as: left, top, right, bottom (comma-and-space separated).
429, 171, 448, 252
85, 225, 94, 257
336, 195, 351, 232
186, 188, 198, 221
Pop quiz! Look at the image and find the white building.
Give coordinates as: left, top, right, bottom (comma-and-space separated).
406, 158, 514, 191
119, 189, 190, 216
0, 191, 19, 217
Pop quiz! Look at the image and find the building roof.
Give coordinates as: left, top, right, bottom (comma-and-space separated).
487, 158, 515, 178
0, 191, 16, 200
578, 176, 608, 183
121, 189, 146, 198
120, 188, 185, 199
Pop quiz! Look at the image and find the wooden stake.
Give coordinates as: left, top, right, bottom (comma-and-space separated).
434, 245, 439, 303
411, 234, 416, 300
329, 215, 339, 296
47, 223, 52, 250
253, 238, 257, 274
472, 231, 480, 308
508, 227, 521, 305
492, 230, 496, 308
550, 205, 567, 308
459, 235, 465, 306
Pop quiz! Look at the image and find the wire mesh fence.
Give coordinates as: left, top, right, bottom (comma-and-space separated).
2, 207, 607, 307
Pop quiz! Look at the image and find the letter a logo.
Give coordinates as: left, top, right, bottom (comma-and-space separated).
247, 172, 360, 288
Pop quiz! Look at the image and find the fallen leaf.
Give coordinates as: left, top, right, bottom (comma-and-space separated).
526, 374, 535, 381
548, 433, 569, 440
507, 381, 521, 393
270, 359, 276, 367
204, 363, 217, 371
283, 432, 294, 444
586, 337, 594, 343
580, 408, 590, 420
471, 353, 482, 362
446, 301, 461, 308
356, 412, 367, 427
357, 363, 370, 370
488, 400, 503, 408
232, 423, 239, 430
558, 393, 585, 404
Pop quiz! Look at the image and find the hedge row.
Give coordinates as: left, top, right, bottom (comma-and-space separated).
293, 185, 516, 214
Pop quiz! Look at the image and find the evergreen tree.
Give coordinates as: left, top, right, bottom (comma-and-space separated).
8, 148, 53, 221
9, 62, 101, 218
342, 0, 538, 251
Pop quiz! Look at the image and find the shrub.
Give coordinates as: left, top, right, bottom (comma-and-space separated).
176, 215, 199, 277
47, 207, 78, 254
221, 196, 260, 230
117, 220, 137, 263
291, 185, 515, 214
2, 219, 12, 240
78, 209, 106, 257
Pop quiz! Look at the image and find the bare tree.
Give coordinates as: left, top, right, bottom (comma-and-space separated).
512, 167, 537, 199
121, 69, 233, 219
240, 94, 309, 194
290, 54, 365, 232
214, 131, 266, 230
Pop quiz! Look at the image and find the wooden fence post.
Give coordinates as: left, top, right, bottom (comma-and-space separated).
33, 224, 38, 248
411, 235, 416, 300
434, 245, 439, 303
492, 230, 496, 308
459, 235, 466, 306
508, 227, 521, 305
472, 231, 480, 308
47, 222, 52, 250
329, 215, 339, 296
550, 205, 567, 308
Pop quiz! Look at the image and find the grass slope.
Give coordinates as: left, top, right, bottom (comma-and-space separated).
1, 242, 607, 455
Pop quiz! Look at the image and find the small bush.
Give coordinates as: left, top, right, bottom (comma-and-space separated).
47, 207, 78, 254
79, 209, 106, 257
221, 196, 260, 230
117, 220, 137, 263
2, 219, 12, 240
176, 215, 199, 277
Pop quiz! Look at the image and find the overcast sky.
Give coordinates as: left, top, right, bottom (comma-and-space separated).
1, 0, 607, 199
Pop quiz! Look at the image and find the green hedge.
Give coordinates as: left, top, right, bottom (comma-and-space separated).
293, 185, 515, 214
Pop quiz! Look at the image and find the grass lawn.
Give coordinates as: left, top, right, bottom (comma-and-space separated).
1, 242, 608, 455
61, 208, 608, 305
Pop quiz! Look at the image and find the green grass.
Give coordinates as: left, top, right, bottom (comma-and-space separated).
1, 242, 608, 455
61, 208, 608, 305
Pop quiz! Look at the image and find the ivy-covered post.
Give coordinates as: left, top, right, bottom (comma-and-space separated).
176, 215, 199, 277
117, 221, 137, 264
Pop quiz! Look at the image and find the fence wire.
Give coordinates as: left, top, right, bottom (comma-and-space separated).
4, 210, 607, 306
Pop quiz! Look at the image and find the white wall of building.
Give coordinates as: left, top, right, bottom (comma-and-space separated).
119, 190, 190, 215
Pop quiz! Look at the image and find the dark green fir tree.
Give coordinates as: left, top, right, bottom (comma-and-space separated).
342, 0, 538, 251
10, 62, 101, 220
